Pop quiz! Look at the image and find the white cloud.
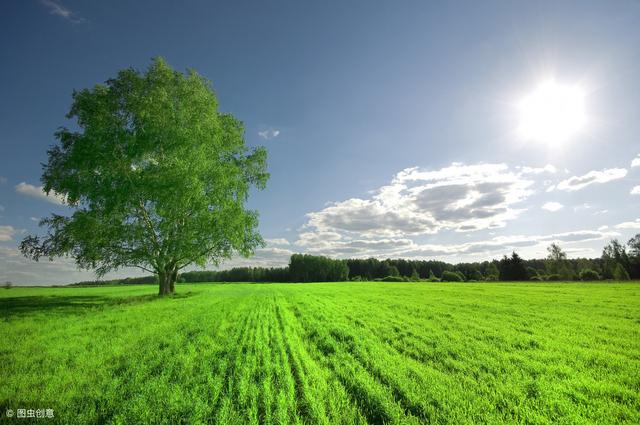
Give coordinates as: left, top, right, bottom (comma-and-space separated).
631, 155, 640, 168
542, 202, 563, 212
294, 227, 616, 260
258, 128, 280, 140
0, 226, 16, 242
218, 247, 293, 269
264, 238, 290, 246
615, 219, 640, 230
631, 186, 640, 195
0, 246, 101, 285
519, 164, 557, 174
556, 168, 627, 191
302, 163, 534, 240
41, 0, 86, 23
15, 182, 66, 205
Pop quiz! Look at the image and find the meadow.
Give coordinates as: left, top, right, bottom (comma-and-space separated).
0, 282, 638, 424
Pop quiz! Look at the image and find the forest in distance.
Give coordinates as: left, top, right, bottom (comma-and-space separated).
63, 236, 640, 287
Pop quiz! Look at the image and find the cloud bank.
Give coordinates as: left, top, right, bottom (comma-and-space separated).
15, 182, 66, 205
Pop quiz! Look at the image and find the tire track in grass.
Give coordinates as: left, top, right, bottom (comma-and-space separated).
298, 317, 423, 423
212, 298, 260, 423
293, 296, 459, 424
269, 298, 299, 424
274, 301, 325, 424
305, 290, 561, 424
233, 298, 264, 424
282, 297, 413, 424
275, 292, 367, 424
203, 297, 253, 417
257, 298, 275, 425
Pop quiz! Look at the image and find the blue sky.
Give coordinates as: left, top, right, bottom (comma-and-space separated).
1, 0, 639, 284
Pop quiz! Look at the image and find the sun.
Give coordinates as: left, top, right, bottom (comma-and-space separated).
517, 79, 586, 145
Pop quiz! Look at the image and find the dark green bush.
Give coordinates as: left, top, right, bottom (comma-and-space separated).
381, 276, 405, 282
579, 269, 600, 281
441, 271, 464, 282
613, 263, 630, 280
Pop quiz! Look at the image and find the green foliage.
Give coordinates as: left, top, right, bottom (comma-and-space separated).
602, 239, 629, 279
346, 258, 450, 280
628, 234, 640, 257
627, 233, 640, 279
469, 269, 483, 281
388, 265, 400, 277
20, 58, 268, 295
410, 268, 420, 282
527, 267, 541, 279
380, 276, 406, 282
499, 252, 528, 281
484, 262, 500, 281
441, 270, 464, 282
182, 266, 290, 283
547, 243, 567, 262
579, 269, 601, 281
1, 282, 638, 424
289, 254, 349, 282
613, 263, 630, 280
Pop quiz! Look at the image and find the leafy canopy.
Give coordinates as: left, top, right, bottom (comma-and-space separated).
21, 57, 269, 281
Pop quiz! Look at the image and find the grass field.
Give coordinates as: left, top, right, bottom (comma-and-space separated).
1, 282, 639, 424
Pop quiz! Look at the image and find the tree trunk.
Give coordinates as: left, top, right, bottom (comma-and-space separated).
158, 267, 178, 296
158, 271, 171, 295
169, 268, 178, 293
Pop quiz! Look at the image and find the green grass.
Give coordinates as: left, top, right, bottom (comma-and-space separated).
1, 282, 639, 424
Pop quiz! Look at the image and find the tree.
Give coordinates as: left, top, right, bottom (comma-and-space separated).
602, 239, 629, 279
410, 267, 420, 281
628, 234, 640, 257
545, 242, 574, 279
288, 254, 348, 282
628, 234, 640, 279
485, 263, 499, 281
613, 263, 630, 280
20, 58, 269, 295
547, 243, 567, 263
441, 271, 464, 282
499, 252, 528, 281
379, 261, 399, 277
579, 269, 600, 281
469, 269, 484, 281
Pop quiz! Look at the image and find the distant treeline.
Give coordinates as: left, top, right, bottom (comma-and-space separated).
69, 236, 640, 285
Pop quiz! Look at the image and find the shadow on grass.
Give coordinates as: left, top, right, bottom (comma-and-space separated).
0, 291, 196, 318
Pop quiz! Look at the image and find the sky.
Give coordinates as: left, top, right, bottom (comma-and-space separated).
1, 0, 639, 285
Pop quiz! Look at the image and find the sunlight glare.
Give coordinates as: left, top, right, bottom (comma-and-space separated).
517, 79, 586, 145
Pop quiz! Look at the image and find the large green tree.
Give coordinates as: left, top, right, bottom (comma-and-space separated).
20, 58, 269, 295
